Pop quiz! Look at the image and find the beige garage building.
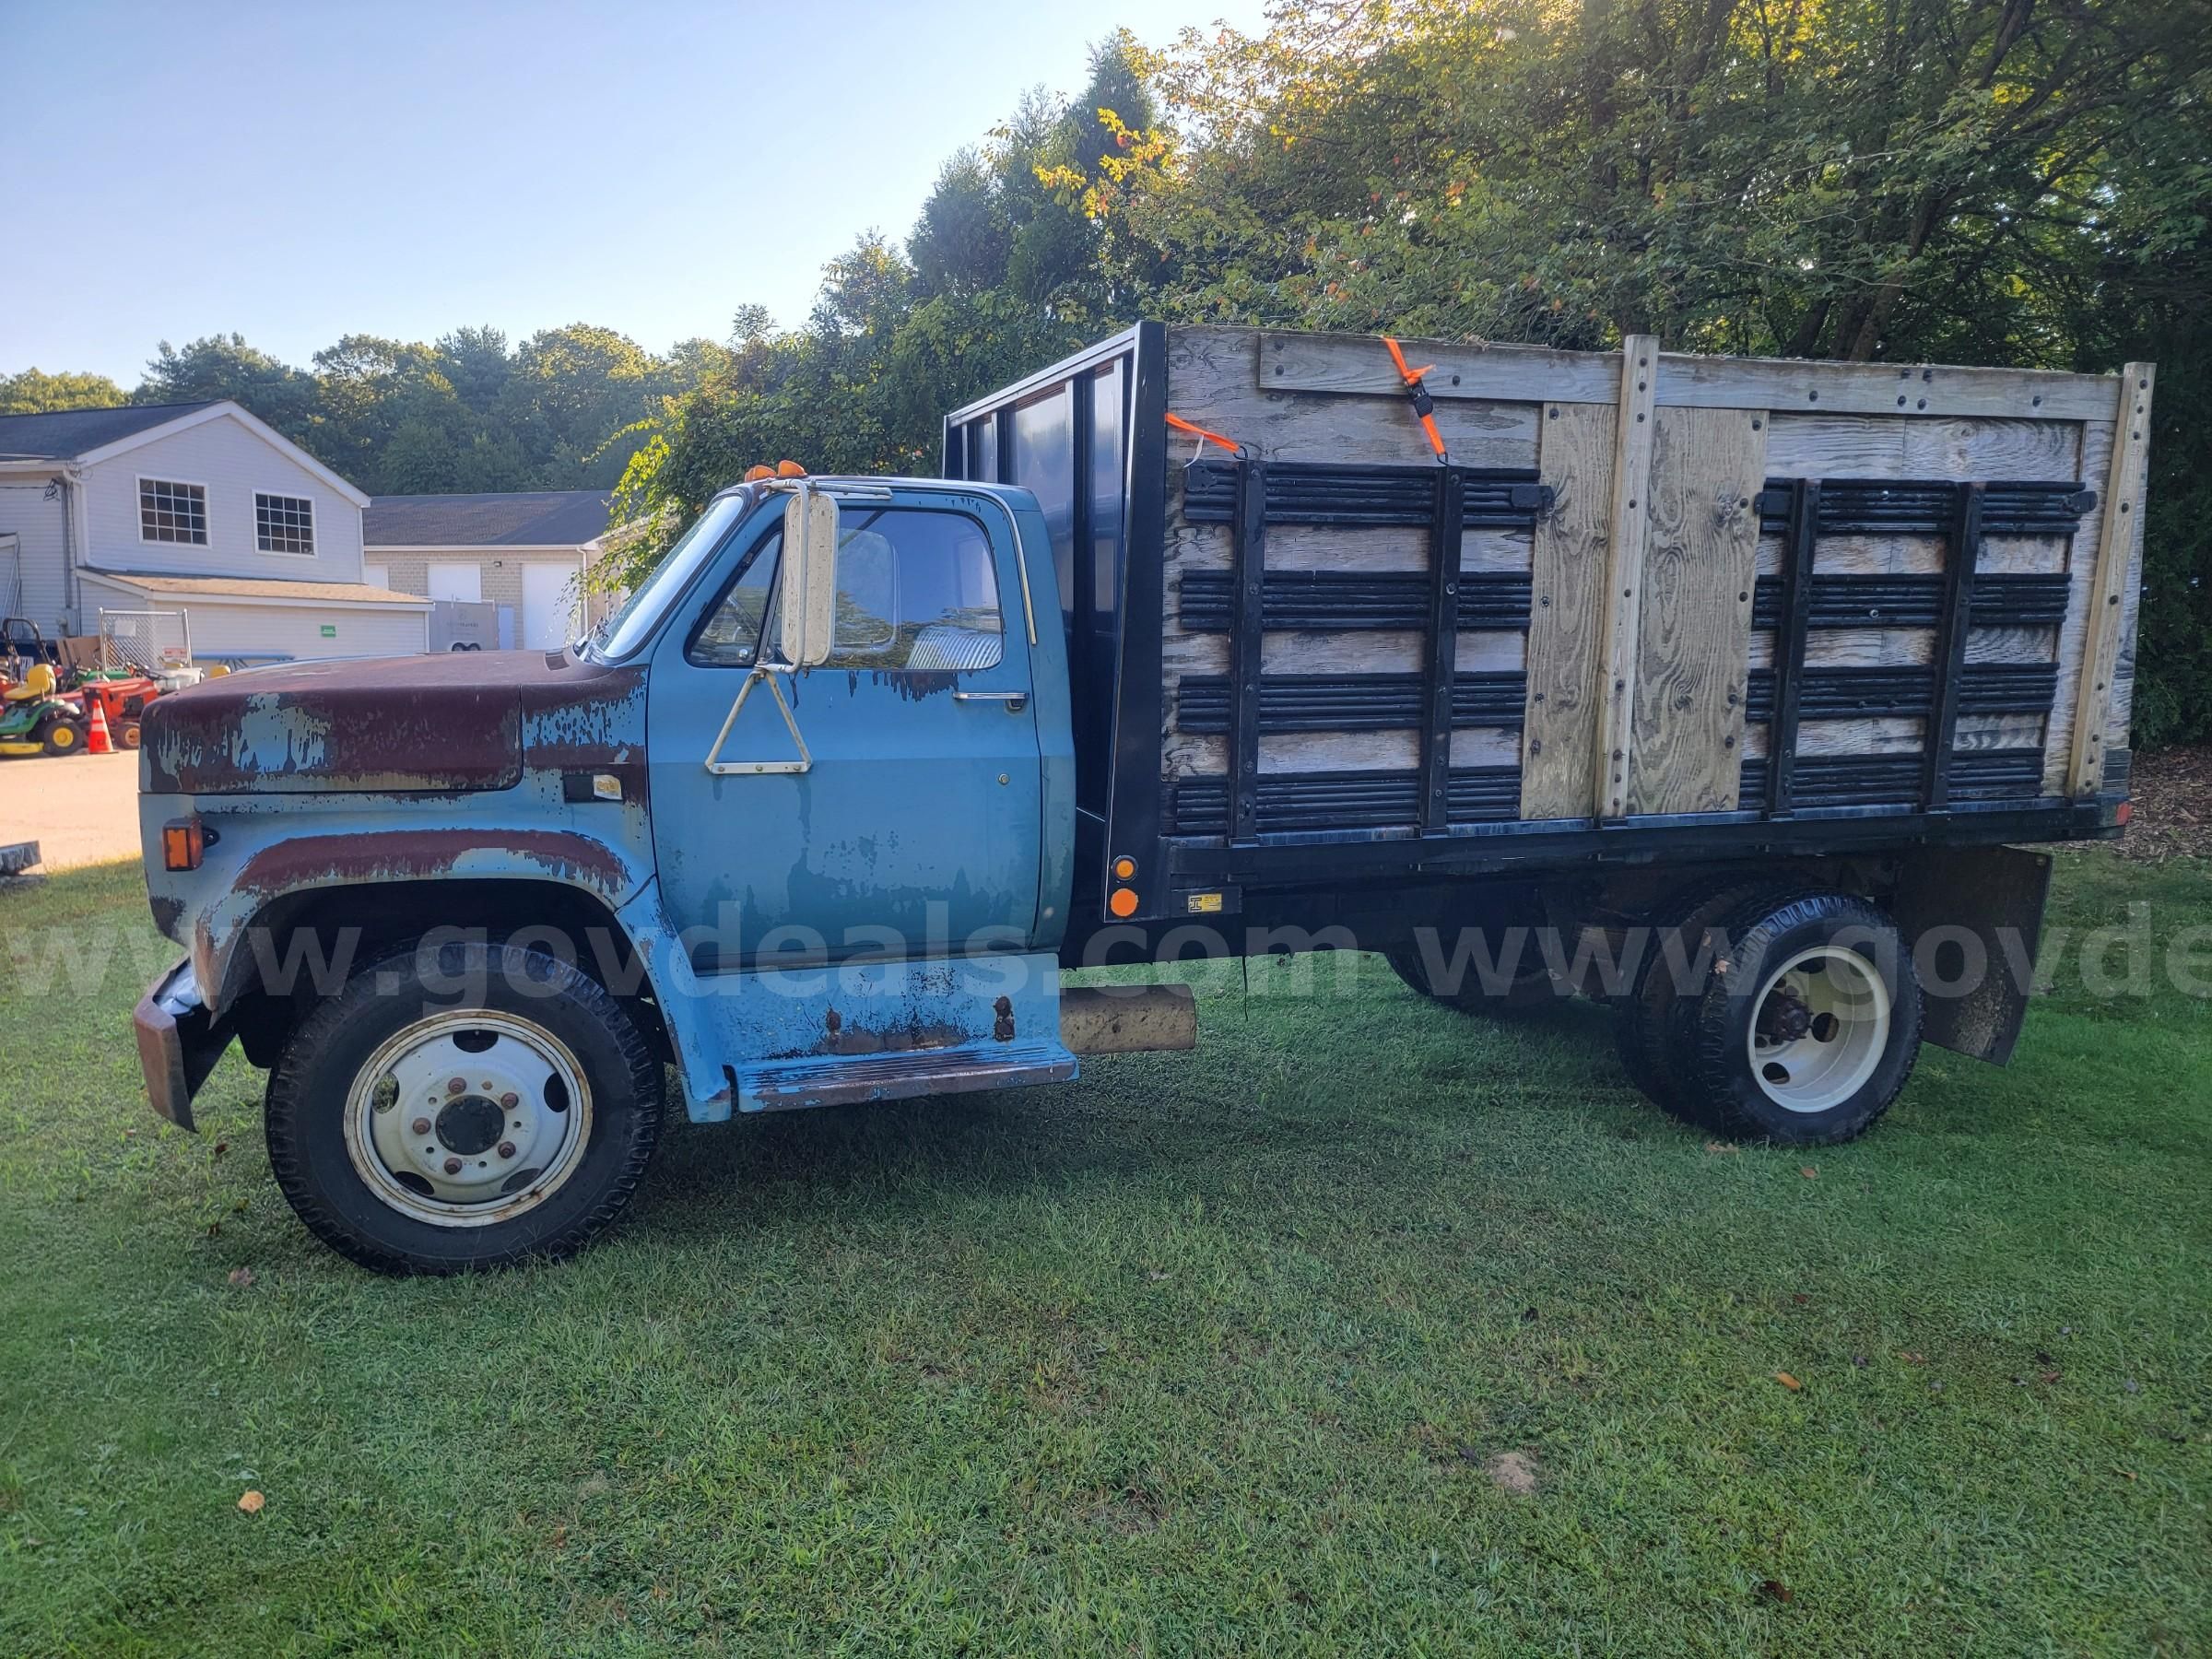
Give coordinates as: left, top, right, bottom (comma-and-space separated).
362, 489, 618, 653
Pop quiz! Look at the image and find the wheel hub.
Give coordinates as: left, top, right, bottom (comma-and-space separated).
434, 1095, 505, 1157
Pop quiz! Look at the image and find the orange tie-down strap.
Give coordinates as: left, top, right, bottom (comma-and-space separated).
1165, 412, 1245, 456
1382, 335, 1450, 463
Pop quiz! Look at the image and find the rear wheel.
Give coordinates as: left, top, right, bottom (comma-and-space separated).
1612, 877, 1774, 1115
1677, 890, 1923, 1146
265, 940, 664, 1274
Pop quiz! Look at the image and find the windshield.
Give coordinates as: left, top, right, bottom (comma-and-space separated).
582, 490, 753, 661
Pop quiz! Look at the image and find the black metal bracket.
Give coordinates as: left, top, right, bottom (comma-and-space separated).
1419, 467, 1465, 833
1766, 478, 1821, 818
1922, 481, 1985, 811
1228, 459, 1267, 845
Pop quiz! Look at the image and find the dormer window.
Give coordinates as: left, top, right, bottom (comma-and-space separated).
140, 478, 207, 545
256, 491, 315, 555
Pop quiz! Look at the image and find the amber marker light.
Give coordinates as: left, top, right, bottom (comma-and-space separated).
1111, 854, 1137, 880
1108, 888, 1140, 919
162, 818, 205, 872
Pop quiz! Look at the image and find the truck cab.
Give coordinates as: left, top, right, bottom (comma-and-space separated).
135, 475, 1155, 1273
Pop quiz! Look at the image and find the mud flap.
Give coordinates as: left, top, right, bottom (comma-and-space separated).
1890, 844, 2053, 1065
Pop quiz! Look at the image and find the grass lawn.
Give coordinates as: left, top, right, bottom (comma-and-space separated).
0, 851, 2206, 1655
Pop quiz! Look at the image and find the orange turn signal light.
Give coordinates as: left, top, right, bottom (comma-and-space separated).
1108, 888, 1139, 919
1111, 854, 1136, 880
743, 464, 774, 482
162, 818, 205, 872
776, 459, 806, 477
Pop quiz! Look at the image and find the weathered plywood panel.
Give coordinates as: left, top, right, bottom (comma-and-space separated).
2066, 369, 2154, 796
1762, 413, 2085, 481
1625, 406, 1768, 815
1170, 327, 1539, 470
1520, 402, 1615, 818
1261, 329, 2122, 422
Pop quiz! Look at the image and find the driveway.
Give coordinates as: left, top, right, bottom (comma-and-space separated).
0, 751, 141, 872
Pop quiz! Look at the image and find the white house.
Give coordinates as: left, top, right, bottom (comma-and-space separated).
0, 401, 429, 664
364, 490, 618, 653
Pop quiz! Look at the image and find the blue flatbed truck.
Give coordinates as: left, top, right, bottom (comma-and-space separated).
133, 325, 2151, 1272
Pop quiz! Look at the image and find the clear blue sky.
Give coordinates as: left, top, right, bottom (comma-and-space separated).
0, 0, 1264, 385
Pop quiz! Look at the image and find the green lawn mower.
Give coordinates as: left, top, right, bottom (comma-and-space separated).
0, 665, 89, 759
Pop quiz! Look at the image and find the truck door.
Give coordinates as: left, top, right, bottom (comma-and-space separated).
645, 491, 1044, 970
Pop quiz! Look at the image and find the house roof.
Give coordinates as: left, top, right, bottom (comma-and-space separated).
364, 489, 617, 549
81, 569, 429, 606
0, 402, 219, 461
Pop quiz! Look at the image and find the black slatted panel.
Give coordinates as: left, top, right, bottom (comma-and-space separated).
1738, 749, 2045, 811
1748, 572, 2069, 630
1174, 663, 2057, 735
1167, 768, 1522, 836
1182, 458, 1550, 527
1178, 570, 1532, 631
1752, 477, 2094, 536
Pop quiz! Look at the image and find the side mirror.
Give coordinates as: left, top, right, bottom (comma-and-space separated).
778, 487, 840, 668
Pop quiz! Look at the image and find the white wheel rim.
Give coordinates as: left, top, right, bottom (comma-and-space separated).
343, 1010, 594, 1228
1745, 945, 1889, 1113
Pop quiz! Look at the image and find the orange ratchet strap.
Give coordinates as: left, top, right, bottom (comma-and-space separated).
1165, 412, 1244, 457
1382, 335, 1450, 464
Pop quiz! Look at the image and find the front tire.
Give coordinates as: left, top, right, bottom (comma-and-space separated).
265, 940, 664, 1274
37, 716, 85, 757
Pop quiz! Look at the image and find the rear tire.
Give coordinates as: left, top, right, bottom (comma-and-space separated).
1612, 877, 1775, 1116
265, 940, 664, 1275
1677, 889, 1923, 1146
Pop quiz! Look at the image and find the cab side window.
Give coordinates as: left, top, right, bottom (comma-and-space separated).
823, 509, 1003, 671
687, 507, 1004, 671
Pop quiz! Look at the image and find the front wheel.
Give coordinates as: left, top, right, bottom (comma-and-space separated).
38, 716, 85, 757
265, 941, 665, 1274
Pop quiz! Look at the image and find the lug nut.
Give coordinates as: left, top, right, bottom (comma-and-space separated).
481, 1081, 495, 1091
447, 1077, 465, 1094
500, 1092, 519, 1109
442, 1156, 464, 1175
497, 1141, 516, 1159
411, 1117, 432, 1135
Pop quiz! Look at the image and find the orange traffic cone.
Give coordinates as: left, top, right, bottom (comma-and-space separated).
87, 700, 112, 755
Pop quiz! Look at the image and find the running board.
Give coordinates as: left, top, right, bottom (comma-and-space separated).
744, 1041, 1077, 1112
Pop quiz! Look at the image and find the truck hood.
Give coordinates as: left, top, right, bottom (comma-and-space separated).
142, 650, 641, 794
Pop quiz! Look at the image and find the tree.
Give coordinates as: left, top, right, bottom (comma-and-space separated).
0, 368, 128, 415
138, 334, 319, 438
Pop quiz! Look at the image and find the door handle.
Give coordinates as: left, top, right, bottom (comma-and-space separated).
954, 690, 1028, 712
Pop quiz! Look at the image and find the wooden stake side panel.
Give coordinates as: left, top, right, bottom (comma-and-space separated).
1519, 403, 1615, 818
1625, 408, 1770, 815
1149, 325, 2141, 831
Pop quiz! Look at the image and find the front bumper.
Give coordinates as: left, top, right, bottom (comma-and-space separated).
133, 957, 232, 1133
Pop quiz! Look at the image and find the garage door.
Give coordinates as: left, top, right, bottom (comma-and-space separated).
427, 564, 482, 603
522, 562, 582, 651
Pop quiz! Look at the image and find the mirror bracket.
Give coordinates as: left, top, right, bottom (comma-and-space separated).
702, 665, 813, 775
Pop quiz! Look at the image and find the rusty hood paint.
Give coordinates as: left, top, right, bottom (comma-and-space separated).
142, 652, 641, 794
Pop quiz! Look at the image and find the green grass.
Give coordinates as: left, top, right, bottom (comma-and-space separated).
0, 853, 2206, 1656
